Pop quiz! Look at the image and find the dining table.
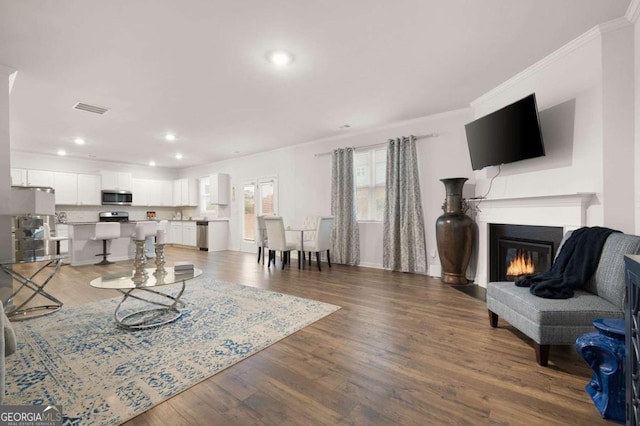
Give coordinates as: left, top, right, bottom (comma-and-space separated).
286, 226, 315, 269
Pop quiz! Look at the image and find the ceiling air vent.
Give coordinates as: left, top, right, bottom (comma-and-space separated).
72, 102, 110, 115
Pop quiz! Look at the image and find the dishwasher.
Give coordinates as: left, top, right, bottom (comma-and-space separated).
196, 221, 209, 251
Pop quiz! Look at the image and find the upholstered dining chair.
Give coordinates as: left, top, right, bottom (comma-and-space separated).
263, 216, 298, 269
256, 215, 268, 264
305, 216, 334, 271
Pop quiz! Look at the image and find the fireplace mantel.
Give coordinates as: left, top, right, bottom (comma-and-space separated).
472, 192, 597, 286
470, 192, 596, 228
469, 192, 595, 208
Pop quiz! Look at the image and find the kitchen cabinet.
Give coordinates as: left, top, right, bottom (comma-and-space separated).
53, 172, 78, 205
132, 179, 150, 206
158, 180, 174, 206
209, 173, 230, 205
100, 171, 132, 191
168, 221, 197, 247
173, 178, 197, 206
148, 180, 172, 206
206, 220, 229, 251
27, 169, 54, 187
10, 168, 27, 186
77, 174, 101, 205
182, 222, 197, 246
12, 169, 54, 187
53, 172, 101, 206
132, 179, 174, 206
169, 221, 182, 244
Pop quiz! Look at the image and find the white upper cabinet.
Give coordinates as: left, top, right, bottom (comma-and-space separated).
77, 174, 101, 205
159, 180, 173, 206
53, 172, 101, 205
173, 178, 197, 206
100, 171, 132, 191
132, 179, 173, 206
10, 168, 27, 186
210, 173, 230, 205
26, 169, 54, 187
132, 179, 150, 206
53, 172, 78, 205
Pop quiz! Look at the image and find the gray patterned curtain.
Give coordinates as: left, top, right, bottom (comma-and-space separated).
383, 135, 427, 273
331, 148, 360, 265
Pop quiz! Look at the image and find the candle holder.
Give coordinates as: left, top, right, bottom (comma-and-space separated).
153, 243, 167, 276
132, 239, 148, 284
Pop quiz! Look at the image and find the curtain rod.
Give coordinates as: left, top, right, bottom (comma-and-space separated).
313, 132, 438, 157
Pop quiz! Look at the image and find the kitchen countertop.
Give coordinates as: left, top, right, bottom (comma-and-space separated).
65, 218, 230, 225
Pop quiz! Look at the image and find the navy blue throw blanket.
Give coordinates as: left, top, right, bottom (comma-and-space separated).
514, 226, 619, 299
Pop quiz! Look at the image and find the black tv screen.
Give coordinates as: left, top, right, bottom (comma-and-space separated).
465, 93, 545, 170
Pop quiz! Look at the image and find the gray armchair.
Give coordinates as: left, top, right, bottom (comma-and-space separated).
486, 232, 640, 366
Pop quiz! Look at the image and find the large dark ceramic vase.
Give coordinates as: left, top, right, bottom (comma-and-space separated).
435, 178, 473, 285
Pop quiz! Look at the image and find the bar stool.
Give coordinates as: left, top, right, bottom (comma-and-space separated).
90, 222, 121, 265
42, 223, 67, 255
132, 221, 158, 258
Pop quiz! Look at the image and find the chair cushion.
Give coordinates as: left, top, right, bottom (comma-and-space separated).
487, 281, 623, 344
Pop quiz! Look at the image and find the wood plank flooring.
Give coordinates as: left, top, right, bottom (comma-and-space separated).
8, 248, 609, 425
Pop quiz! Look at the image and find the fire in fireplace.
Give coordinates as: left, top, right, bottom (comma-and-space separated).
506, 251, 534, 278
489, 224, 564, 282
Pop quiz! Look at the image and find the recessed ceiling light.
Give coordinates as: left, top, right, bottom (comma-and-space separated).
175, 153, 183, 160
165, 133, 176, 141
74, 137, 85, 145
57, 149, 67, 156
267, 50, 294, 67
149, 161, 156, 167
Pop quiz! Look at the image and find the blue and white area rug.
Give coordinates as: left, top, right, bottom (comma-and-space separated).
4, 278, 340, 425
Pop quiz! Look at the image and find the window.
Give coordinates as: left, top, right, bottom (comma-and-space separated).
199, 177, 219, 217
243, 176, 278, 241
355, 148, 386, 221
243, 184, 256, 241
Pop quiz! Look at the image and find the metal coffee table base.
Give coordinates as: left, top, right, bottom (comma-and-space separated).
1, 257, 64, 320
114, 281, 186, 329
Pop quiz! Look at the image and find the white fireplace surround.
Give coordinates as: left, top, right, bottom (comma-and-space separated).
472, 193, 595, 286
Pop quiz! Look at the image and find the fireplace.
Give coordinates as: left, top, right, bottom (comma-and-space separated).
489, 224, 564, 282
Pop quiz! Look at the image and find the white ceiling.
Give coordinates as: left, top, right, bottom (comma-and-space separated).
0, 0, 631, 168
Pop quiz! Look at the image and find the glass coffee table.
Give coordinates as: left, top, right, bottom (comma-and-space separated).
90, 267, 202, 329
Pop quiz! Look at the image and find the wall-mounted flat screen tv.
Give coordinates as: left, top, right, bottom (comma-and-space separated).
464, 93, 545, 171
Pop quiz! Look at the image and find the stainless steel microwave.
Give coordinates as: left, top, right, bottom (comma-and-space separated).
101, 190, 133, 205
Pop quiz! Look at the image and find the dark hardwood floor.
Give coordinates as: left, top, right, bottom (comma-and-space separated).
9, 248, 608, 425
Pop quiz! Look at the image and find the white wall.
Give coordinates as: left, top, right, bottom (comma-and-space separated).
471, 25, 608, 227
601, 23, 635, 232
181, 108, 474, 271
469, 19, 637, 285
0, 65, 16, 299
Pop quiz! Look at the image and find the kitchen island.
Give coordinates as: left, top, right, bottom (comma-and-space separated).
67, 218, 229, 266
68, 222, 136, 266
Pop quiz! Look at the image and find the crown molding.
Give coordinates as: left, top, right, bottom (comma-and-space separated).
470, 26, 600, 107
598, 16, 633, 33
470, 17, 632, 108
626, 0, 640, 23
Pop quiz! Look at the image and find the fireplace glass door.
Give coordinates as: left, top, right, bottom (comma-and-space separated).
489, 224, 564, 282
